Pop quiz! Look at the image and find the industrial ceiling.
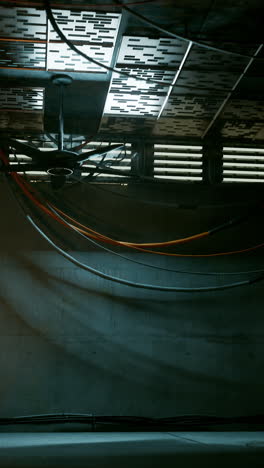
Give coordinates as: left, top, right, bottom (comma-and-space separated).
0, 0, 263, 141
0, 0, 263, 187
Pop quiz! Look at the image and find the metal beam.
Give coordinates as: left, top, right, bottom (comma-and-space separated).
157, 41, 193, 120
0, 69, 109, 88
203, 136, 223, 185
99, 10, 129, 118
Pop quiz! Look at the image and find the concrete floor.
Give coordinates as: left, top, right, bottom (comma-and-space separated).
0, 432, 264, 467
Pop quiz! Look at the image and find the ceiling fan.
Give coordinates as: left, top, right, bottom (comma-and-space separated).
0, 74, 127, 189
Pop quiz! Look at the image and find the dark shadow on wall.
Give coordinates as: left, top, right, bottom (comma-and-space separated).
0, 250, 264, 416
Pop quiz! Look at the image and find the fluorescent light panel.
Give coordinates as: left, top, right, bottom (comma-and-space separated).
223, 146, 264, 183
154, 144, 203, 181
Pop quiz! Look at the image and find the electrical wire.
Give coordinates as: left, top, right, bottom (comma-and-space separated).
26, 214, 264, 292
71, 136, 96, 152
66, 177, 258, 210
115, 0, 264, 60
3, 164, 264, 290
0, 0, 159, 7
49, 202, 210, 247
49, 199, 264, 258
2, 149, 264, 259
47, 199, 264, 252
2, 149, 211, 249
4, 0, 262, 61
7, 165, 258, 276
43, 0, 234, 94
23, 183, 264, 257
48, 201, 264, 276
84, 144, 128, 181
1, 412, 264, 428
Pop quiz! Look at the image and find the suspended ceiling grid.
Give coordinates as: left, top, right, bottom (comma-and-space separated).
0, 2, 263, 143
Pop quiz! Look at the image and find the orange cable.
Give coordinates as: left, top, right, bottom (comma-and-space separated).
49, 203, 210, 248
0, 37, 47, 43
47, 201, 264, 257
0, 0, 159, 8
19, 177, 264, 257
0, 157, 111, 244
1, 151, 263, 258
124, 243, 264, 258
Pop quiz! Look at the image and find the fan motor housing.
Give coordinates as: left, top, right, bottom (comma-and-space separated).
46, 150, 79, 175
47, 167, 73, 176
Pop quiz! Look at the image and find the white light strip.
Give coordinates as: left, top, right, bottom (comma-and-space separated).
223, 155, 264, 161
81, 173, 124, 178
157, 41, 193, 120
223, 170, 264, 176
223, 162, 264, 169
154, 144, 202, 150
82, 142, 131, 147
224, 147, 264, 153
223, 146, 264, 183
154, 160, 202, 166
17, 171, 48, 176
154, 168, 202, 173
154, 152, 202, 158
155, 175, 202, 180
223, 178, 264, 183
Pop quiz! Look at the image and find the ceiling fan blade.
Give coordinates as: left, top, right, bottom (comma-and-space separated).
8, 139, 49, 163
76, 143, 124, 164
50, 175, 67, 190
72, 167, 82, 180
81, 166, 136, 178
0, 163, 49, 172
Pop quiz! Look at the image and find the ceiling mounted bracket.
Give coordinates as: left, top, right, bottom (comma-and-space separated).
51, 74, 73, 87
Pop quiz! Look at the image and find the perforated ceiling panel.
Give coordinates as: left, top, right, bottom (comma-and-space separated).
103, 69, 175, 116
153, 117, 208, 137
221, 100, 264, 120
162, 95, 224, 119
48, 10, 120, 44
176, 70, 241, 92
47, 42, 112, 73
0, 111, 43, 131
155, 42, 259, 136
99, 116, 209, 138
0, 88, 44, 111
0, 42, 46, 69
0, 6, 121, 72
117, 36, 187, 67
221, 121, 264, 140
47, 9, 121, 73
184, 45, 249, 71
103, 36, 188, 117
0, 7, 46, 39
0, 5, 262, 143
0, 6, 47, 70
99, 116, 155, 135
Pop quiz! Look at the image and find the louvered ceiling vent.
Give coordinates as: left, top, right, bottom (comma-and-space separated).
153, 144, 203, 181
223, 147, 264, 183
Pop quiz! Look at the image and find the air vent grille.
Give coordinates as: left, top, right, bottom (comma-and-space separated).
153, 144, 203, 181
223, 147, 264, 183
79, 141, 132, 180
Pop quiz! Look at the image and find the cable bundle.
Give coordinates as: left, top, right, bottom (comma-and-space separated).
1, 413, 264, 430
1, 148, 264, 293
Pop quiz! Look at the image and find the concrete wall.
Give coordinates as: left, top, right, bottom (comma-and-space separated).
0, 180, 264, 418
